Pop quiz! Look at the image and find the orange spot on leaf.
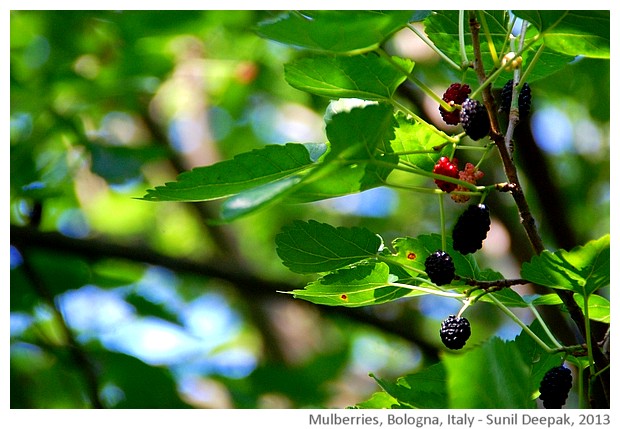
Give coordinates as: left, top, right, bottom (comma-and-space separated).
407, 252, 416, 260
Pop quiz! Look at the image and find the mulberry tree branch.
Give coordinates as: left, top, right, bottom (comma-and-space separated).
468, 11, 588, 343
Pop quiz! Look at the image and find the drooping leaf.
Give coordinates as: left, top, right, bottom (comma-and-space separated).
443, 337, 535, 408
275, 220, 383, 274
220, 175, 303, 221
521, 235, 610, 297
257, 11, 413, 54
370, 363, 448, 409
513, 11, 610, 59
284, 54, 414, 101
142, 143, 318, 202
574, 293, 610, 323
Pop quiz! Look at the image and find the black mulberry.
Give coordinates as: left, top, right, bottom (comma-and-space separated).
440, 315, 471, 350
460, 99, 490, 140
424, 250, 455, 285
539, 365, 572, 409
452, 203, 491, 254
499, 79, 532, 117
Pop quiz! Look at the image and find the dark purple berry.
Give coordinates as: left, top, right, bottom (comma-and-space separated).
460, 99, 490, 140
440, 315, 471, 350
452, 203, 491, 254
424, 250, 455, 285
539, 365, 572, 409
439, 83, 471, 125
499, 79, 532, 117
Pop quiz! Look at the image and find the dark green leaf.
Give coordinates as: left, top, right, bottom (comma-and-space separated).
443, 337, 535, 408
284, 54, 414, 100
370, 363, 448, 408
257, 11, 413, 54
275, 220, 382, 274
513, 319, 563, 395
142, 143, 316, 202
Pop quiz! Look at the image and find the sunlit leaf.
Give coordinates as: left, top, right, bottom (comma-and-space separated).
390, 113, 451, 172
257, 11, 413, 54
574, 294, 610, 323
521, 235, 610, 297
514, 11, 610, 58
275, 220, 382, 274
287, 262, 419, 307
285, 54, 414, 100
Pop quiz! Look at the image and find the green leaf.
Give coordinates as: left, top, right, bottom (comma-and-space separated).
425, 10, 575, 84
284, 54, 414, 101
514, 11, 610, 59
390, 113, 451, 171
288, 262, 418, 307
574, 294, 610, 323
275, 220, 383, 274
287, 103, 398, 203
513, 319, 564, 394
325, 103, 395, 160
443, 337, 535, 408
370, 363, 448, 408
220, 175, 303, 221
521, 235, 610, 297
142, 143, 317, 202
524, 294, 563, 306
257, 11, 413, 54
354, 391, 400, 409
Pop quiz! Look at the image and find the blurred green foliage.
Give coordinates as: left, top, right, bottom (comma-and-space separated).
10, 11, 609, 409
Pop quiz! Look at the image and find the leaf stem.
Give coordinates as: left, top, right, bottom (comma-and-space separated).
390, 99, 459, 143
439, 193, 446, 251
407, 23, 462, 71
392, 282, 467, 299
528, 303, 563, 349
458, 10, 470, 68
477, 11, 499, 66
485, 293, 554, 353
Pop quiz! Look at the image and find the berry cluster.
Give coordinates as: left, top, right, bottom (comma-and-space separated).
440, 315, 471, 350
499, 79, 532, 117
424, 250, 455, 285
460, 99, 491, 140
451, 163, 485, 203
439, 83, 471, 125
452, 203, 491, 254
433, 156, 460, 193
539, 365, 573, 409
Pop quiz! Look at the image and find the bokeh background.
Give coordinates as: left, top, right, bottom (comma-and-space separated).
10, 10, 610, 408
